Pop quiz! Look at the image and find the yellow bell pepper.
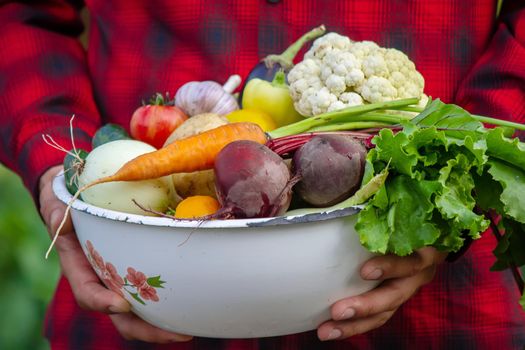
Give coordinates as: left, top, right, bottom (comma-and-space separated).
241, 71, 303, 127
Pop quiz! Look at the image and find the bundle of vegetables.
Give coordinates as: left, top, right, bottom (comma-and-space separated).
354, 100, 525, 259
48, 27, 525, 308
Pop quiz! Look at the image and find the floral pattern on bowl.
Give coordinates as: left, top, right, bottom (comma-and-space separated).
85, 240, 165, 305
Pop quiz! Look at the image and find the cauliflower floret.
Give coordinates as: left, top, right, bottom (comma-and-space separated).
325, 74, 346, 95
295, 86, 339, 116
310, 87, 338, 116
320, 65, 333, 81
287, 58, 320, 82
383, 49, 425, 99
348, 41, 381, 60
289, 78, 309, 100
304, 33, 352, 60
327, 92, 364, 112
288, 32, 426, 116
340, 92, 364, 105
327, 101, 347, 112
358, 76, 397, 103
361, 50, 389, 78
324, 51, 364, 87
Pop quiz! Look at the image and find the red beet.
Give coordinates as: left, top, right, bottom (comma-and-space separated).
292, 135, 366, 207
214, 140, 293, 218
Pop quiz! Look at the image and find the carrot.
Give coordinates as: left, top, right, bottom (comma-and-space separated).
46, 122, 267, 258
93, 122, 267, 184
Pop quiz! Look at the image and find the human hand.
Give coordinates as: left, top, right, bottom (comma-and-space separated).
317, 247, 447, 341
39, 165, 193, 343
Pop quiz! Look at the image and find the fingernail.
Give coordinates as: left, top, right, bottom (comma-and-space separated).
338, 307, 355, 320
324, 328, 342, 340
365, 268, 383, 280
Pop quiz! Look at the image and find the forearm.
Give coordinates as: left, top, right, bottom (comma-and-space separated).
0, 1, 101, 200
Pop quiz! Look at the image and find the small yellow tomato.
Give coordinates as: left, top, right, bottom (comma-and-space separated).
175, 195, 221, 219
225, 109, 277, 131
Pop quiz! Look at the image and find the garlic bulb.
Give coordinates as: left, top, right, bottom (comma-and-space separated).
175, 75, 241, 117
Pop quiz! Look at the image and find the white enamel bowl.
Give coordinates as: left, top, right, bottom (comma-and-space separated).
53, 174, 378, 338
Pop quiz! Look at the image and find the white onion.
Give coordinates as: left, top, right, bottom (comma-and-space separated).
78, 140, 172, 215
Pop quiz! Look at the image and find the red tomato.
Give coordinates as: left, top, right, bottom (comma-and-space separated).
130, 93, 188, 148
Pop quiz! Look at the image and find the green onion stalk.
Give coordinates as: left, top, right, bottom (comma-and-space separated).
267, 98, 420, 139
266, 97, 525, 155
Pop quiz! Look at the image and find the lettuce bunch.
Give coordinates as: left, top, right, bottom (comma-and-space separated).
356, 99, 525, 274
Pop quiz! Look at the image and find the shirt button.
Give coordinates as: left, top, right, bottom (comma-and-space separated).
267, 0, 281, 3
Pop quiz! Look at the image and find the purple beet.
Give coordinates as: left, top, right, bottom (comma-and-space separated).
292, 135, 367, 207
214, 140, 293, 218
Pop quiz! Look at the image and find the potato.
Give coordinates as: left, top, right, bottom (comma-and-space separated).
163, 113, 228, 146
164, 113, 229, 199
171, 170, 217, 198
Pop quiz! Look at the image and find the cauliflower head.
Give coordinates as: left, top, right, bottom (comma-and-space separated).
287, 32, 425, 116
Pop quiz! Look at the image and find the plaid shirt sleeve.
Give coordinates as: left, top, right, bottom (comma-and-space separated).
0, 0, 100, 199
456, 1, 525, 126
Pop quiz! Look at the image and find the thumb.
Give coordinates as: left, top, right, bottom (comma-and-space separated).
39, 165, 74, 237
49, 205, 74, 235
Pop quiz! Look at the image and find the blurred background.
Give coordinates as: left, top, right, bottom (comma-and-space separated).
0, 165, 60, 350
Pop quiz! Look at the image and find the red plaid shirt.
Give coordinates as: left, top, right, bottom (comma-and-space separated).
1, 0, 525, 349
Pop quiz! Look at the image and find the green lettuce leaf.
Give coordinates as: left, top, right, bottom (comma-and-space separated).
385, 176, 442, 255
411, 99, 484, 138
435, 153, 489, 238
354, 99, 525, 309
491, 218, 525, 271
355, 204, 390, 254
358, 121, 490, 256
356, 101, 525, 264
486, 159, 525, 224
371, 129, 418, 177
472, 170, 504, 214
356, 175, 442, 256
486, 127, 525, 172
